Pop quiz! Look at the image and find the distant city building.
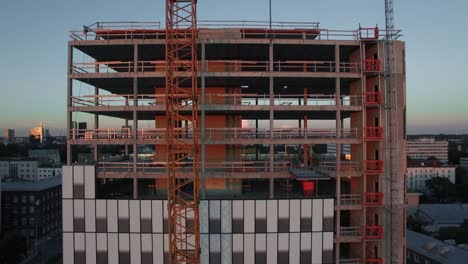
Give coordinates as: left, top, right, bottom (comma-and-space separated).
0, 158, 62, 182
28, 149, 61, 167
30, 122, 49, 143
459, 157, 468, 170
3, 129, 15, 143
413, 204, 468, 236
0, 176, 61, 247
0, 158, 39, 182
407, 138, 448, 163
406, 229, 468, 264
406, 160, 455, 193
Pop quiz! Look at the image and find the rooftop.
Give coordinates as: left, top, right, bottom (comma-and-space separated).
417, 204, 468, 224
407, 230, 468, 264
1, 176, 61, 192
407, 160, 454, 168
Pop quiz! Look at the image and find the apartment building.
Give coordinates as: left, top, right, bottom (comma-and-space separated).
63, 21, 406, 263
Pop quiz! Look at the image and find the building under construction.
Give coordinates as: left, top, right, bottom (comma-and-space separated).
62, 18, 407, 264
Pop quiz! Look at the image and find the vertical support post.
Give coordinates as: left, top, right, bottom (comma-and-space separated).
335, 74, 342, 264
201, 42, 206, 199
67, 44, 73, 165
303, 88, 308, 168
269, 42, 274, 199
133, 43, 138, 199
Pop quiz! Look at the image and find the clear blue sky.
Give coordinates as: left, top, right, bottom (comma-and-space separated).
0, 0, 467, 135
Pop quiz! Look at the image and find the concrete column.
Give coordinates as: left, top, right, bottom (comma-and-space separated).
334, 45, 342, 263
67, 44, 73, 165
201, 43, 206, 198
94, 84, 99, 162
303, 88, 308, 168
269, 42, 274, 199
132, 44, 138, 199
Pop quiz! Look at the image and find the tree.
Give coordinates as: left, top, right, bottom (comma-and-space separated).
425, 177, 456, 202
0, 231, 27, 264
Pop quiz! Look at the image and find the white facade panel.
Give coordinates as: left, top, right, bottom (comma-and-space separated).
244, 200, 255, 233
96, 233, 107, 252
323, 199, 334, 218
63, 233, 74, 264
244, 234, 255, 264
152, 200, 163, 233
130, 200, 141, 233
74, 199, 84, 220
232, 234, 243, 253
266, 234, 278, 264
221, 234, 232, 264
141, 234, 152, 252
84, 166, 95, 198
267, 200, 278, 232
130, 233, 141, 264
85, 233, 97, 264
323, 232, 334, 251
63, 199, 73, 232
107, 200, 118, 233
74, 232, 85, 251
201, 234, 209, 264
290, 200, 300, 232
221, 200, 232, 233
312, 199, 323, 232
118, 200, 129, 220
312, 232, 323, 264
108, 233, 119, 264
200, 200, 209, 234
289, 233, 300, 264
119, 233, 130, 252
300, 232, 311, 251
85, 200, 96, 232
62, 166, 73, 198
152, 234, 164, 264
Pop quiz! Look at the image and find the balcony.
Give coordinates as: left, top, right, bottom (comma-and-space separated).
69, 128, 361, 145
362, 59, 380, 72
364, 127, 382, 140
318, 161, 362, 177
97, 160, 291, 179
364, 192, 383, 206
363, 160, 383, 174
71, 59, 361, 75
364, 226, 383, 239
364, 92, 381, 106
339, 194, 362, 210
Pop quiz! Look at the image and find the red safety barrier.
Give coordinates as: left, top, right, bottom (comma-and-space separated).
364, 127, 383, 140
364, 192, 383, 205
364, 226, 383, 239
301, 181, 315, 196
363, 59, 381, 72
364, 92, 381, 105
359, 27, 379, 40
364, 258, 382, 264
364, 160, 383, 173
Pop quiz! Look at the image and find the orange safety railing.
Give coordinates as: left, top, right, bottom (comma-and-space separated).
364, 127, 383, 140
364, 192, 383, 205
358, 27, 379, 40
364, 226, 383, 239
362, 59, 381, 72
364, 160, 383, 173
364, 258, 382, 264
364, 92, 381, 105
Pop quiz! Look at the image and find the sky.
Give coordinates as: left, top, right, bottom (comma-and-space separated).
0, 0, 467, 135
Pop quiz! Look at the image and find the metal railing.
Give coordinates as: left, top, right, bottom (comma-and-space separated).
98, 160, 290, 174
318, 161, 362, 174
71, 94, 362, 107
340, 227, 361, 237
70, 128, 361, 141
339, 194, 362, 206
71, 60, 361, 74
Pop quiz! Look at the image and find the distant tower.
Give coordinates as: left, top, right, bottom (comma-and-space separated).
3, 129, 15, 143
